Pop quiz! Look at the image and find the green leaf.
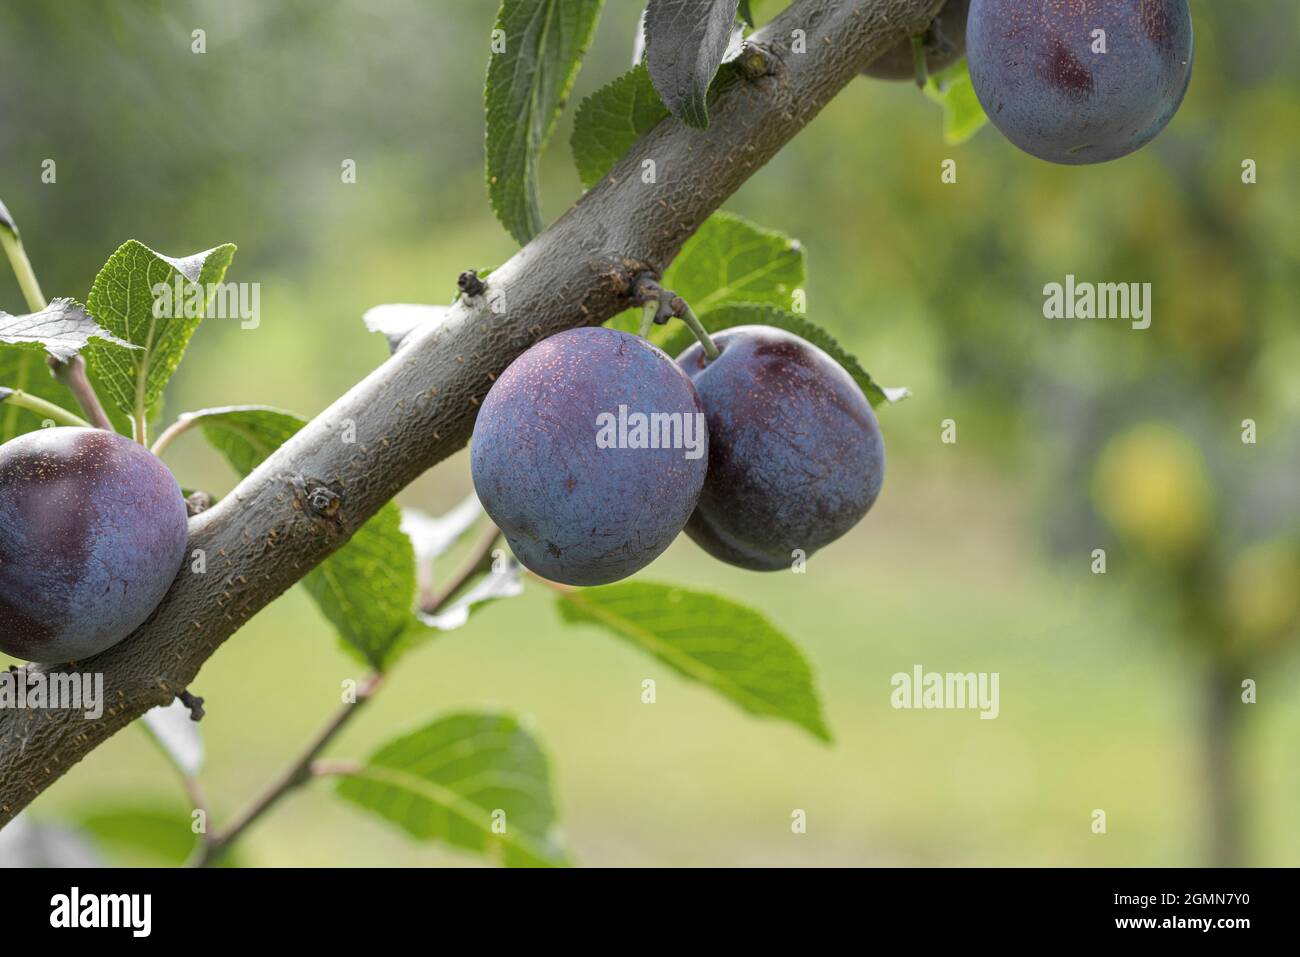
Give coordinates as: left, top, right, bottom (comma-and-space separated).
302, 503, 416, 669
336, 713, 567, 867
737, 0, 754, 27
660, 302, 908, 407
557, 581, 832, 742
643, 0, 739, 128
187, 405, 417, 669
78, 807, 240, 867
664, 211, 805, 314
0, 345, 78, 442
192, 405, 303, 474
0, 298, 134, 361
571, 64, 669, 189
631, 211, 804, 349
622, 213, 905, 406
82, 240, 236, 438
485, 0, 605, 244
924, 57, 989, 146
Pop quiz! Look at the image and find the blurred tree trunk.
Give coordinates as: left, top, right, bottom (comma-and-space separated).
1202, 654, 1246, 867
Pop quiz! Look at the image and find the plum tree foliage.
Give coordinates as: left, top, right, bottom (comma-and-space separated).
0, 0, 1207, 866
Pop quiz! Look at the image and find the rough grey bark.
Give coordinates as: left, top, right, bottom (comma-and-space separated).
0, 0, 943, 826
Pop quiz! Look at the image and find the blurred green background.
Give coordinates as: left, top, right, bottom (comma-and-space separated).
2, 0, 1298, 866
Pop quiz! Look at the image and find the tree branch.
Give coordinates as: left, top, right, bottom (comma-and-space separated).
0, 0, 943, 827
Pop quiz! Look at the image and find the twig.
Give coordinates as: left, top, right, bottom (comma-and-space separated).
48, 356, 115, 431
138, 712, 212, 859
419, 523, 502, 614
191, 672, 384, 867
183, 776, 211, 838
192, 524, 504, 866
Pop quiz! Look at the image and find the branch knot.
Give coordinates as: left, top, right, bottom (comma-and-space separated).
178, 689, 205, 721
457, 270, 488, 298
737, 41, 780, 80
289, 476, 344, 528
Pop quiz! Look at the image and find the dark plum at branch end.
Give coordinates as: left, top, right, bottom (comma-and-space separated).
471, 327, 707, 586
676, 326, 886, 572
0, 427, 189, 664
967, 0, 1194, 164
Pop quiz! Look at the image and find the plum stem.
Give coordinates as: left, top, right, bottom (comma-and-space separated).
0, 387, 92, 428
48, 355, 115, 431
910, 34, 928, 88
630, 274, 720, 359
675, 300, 721, 360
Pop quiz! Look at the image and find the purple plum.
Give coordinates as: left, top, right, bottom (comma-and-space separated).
471, 327, 707, 586
0, 427, 189, 663
967, 0, 1194, 164
677, 326, 885, 571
